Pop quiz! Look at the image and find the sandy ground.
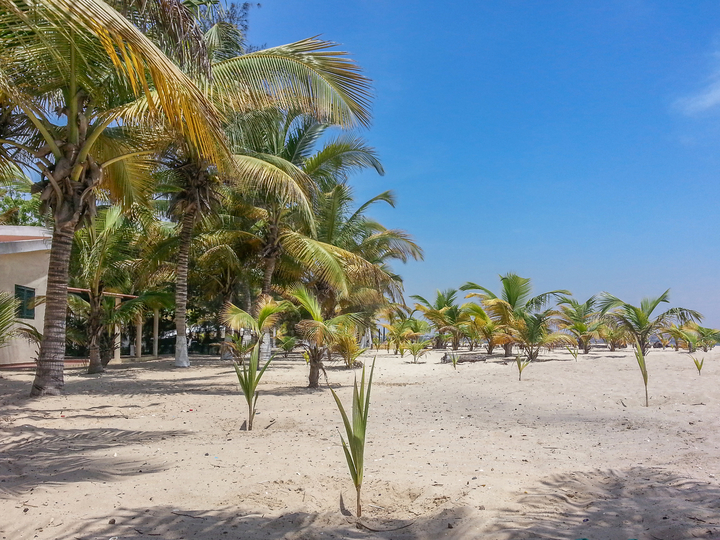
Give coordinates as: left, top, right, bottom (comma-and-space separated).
1, 346, 719, 540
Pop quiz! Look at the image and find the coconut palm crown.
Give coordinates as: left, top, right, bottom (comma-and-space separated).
461, 273, 570, 356
598, 289, 702, 355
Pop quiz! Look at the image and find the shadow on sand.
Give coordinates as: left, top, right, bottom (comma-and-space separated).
0, 425, 190, 496
42, 504, 481, 540
488, 466, 720, 540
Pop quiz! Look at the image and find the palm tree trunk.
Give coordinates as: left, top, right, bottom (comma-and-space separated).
87, 294, 105, 374
174, 210, 195, 368
262, 255, 277, 296
503, 342, 513, 357
259, 256, 278, 364
308, 347, 323, 388
31, 225, 75, 396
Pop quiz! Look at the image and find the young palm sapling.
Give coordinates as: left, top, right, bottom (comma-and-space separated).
330, 357, 376, 518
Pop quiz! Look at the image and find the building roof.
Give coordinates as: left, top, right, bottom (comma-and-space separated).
0, 226, 52, 255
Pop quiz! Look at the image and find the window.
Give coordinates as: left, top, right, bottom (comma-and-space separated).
15, 285, 35, 319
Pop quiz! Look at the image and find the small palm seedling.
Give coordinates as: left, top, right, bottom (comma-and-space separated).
450, 352, 459, 370
689, 355, 704, 376
221, 334, 255, 362
633, 338, 649, 407
233, 343, 273, 431
565, 344, 578, 361
516, 355, 531, 381
406, 339, 431, 364
330, 357, 376, 518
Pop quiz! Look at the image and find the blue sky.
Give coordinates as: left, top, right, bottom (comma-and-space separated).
249, 1, 720, 325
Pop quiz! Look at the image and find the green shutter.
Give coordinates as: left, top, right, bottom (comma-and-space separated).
14, 285, 35, 319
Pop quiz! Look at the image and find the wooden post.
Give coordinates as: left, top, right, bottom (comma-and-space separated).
153, 308, 159, 358
135, 315, 143, 360
114, 297, 121, 363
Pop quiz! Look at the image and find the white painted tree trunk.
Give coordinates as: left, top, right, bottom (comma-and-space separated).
174, 333, 189, 367
260, 330, 272, 363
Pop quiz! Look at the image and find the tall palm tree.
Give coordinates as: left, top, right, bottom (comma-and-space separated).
557, 295, 603, 353
598, 290, 702, 355
461, 274, 570, 356
312, 179, 422, 309
225, 109, 385, 299
0, 0, 229, 395
161, 35, 375, 368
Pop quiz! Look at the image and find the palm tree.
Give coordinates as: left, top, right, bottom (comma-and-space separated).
0, 0, 232, 395
217, 110, 387, 307
462, 274, 570, 357
222, 294, 291, 354
694, 325, 720, 352
599, 316, 629, 351
512, 309, 574, 361
598, 290, 702, 355
290, 286, 361, 388
70, 206, 134, 373
381, 316, 428, 355
463, 303, 508, 354
411, 289, 467, 349
163, 33, 376, 368
332, 324, 368, 368
312, 180, 422, 312
557, 295, 603, 354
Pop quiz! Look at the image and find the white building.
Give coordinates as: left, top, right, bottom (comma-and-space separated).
0, 225, 51, 367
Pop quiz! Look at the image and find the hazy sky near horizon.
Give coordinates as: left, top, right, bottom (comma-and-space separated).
249, 1, 720, 325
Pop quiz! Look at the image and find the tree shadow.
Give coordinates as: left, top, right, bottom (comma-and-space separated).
0, 357, 309, 399
0, 425, 190, 496
488, 466, 720, 539
260, 385, 331, 397
43, 503, 482, 539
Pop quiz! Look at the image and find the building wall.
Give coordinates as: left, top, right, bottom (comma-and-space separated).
0, 249, 49, 366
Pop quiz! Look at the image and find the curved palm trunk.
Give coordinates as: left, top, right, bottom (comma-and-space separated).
31, 225, 76, 396
262, 255, 277, 296
174, 211, 195, 368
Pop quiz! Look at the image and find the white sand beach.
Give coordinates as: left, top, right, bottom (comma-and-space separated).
1, 347, 719, 539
